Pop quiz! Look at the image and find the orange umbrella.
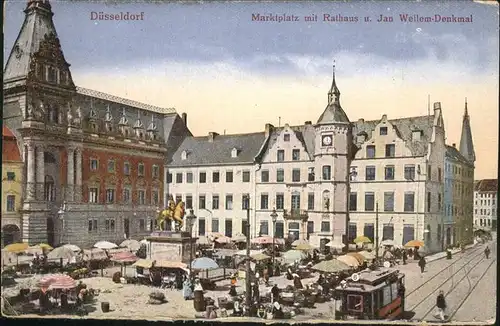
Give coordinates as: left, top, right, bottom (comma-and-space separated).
347, 252, 366, 264
405, 240, 424, 248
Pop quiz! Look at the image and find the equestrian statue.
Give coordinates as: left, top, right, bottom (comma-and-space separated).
156, 196, 185, 232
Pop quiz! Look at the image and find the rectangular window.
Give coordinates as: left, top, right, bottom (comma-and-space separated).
382, 224, 394, 240
365, 192, 375, 211
138, 163, 145, 176
366, 145, 375, 158
291, 193, 301, 209
347, 295, 364, 313
212, 195, 219, 210
322, 165, 331, 180
308, 167, 315, 181
186, 172, 193, 183
276, 169, 285, 182
212, 219, 219, 233
6, 195, 15, 212
225, 219, 233, 237
259, 221, 269, 236
382, 285, 392, 306
6, 172, 16, 181
276, 193, 284, 210
292, 149, 300, 161
108, 161, 116, 174
138, 190, 146, 205
90, 158, 98, 171
260, 194, 269, 209
152, 165, 159, 178
379, 126, 388, 135
307, 221, 314, 239
321, 221, 331, 232
186, 195, 193, 209
438, 167, 442, 182
176, 173, 183, 183
106, 189, 115, 204
123, 162, 130, 175
384, 166, 395, 180
199, 195, 206, 209
152, 190, 159, 205
284, 134, 290, 142
88, 218, 98, 233
427, 192, 431, 212
242, 194, 249, 210
366, 166, 376, 181
364, 223, 375, 241
385, 144, 395, 157
123, 188, 131, 204
438, 193, 442, 210
166, 172, 172, 183
226, 171, 233, 183
199, 172, 207, 183
404, 192, 415, 212
275, 221, 284, 238
175, 195, 182, 204
308, 193, 315, 210
139, 219, 146, 231
198, 219, 206, 236
105, 218, 116, 232
384, 192, 394, 212
404, 165, 415, 180
348, 223, 357, 243
212, 171, 220, 183
292, 169, 301, 182
428, 165, 432, 180
349, 192, 357, 211
277, 150, 285, 162
261, 170, 269, 182
89, 187, 99, 203
242, 220, 248, 237
225, 195, 233, 210
242, 171, 250, 182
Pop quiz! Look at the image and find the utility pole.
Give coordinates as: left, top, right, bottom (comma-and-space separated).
375, 202, 379, 262
245, 196, 251, 315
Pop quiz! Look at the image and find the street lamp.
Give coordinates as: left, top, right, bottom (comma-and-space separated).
57, 201, 67, 245
270, 208, 278, 270
185, 209, 197, 276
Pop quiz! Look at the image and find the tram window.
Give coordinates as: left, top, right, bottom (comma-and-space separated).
373, 291, 380, 310
382, 285, 392, 306
391, 283, 398, 300
347, 295, 363, 312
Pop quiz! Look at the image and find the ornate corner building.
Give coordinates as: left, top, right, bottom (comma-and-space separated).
3, 0, 190, 248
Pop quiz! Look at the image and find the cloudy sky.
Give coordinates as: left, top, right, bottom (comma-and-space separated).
4, 0, 499, 179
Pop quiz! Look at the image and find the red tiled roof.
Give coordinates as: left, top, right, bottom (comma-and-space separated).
475, 179, 498, 192
2, 126, 22, 162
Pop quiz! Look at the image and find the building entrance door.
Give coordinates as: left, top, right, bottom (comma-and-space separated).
288, 222, 300, 241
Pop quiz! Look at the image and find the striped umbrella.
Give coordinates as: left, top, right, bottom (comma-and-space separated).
215, 236, 232, 244
38, 274, 76, 290
111, 251, 138, 263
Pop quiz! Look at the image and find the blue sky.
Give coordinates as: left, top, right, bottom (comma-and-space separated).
4, 0, 499, 77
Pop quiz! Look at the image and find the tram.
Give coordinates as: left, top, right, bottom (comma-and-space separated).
334, 267, 405, 320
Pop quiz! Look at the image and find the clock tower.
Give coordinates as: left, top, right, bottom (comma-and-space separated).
314, 63, 353, 247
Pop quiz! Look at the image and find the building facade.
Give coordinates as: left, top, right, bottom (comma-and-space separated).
2, 127, 24, 247
3, 0, 190, 248
474, 179, 498, 231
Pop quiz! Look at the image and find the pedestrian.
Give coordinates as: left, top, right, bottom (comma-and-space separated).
484, 246, 490, 259
402, 250, 407, 265
434, 290, 447, 321
418, 256, 426, 274
271, 284, 280, 303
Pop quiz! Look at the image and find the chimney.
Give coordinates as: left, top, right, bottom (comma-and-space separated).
304, 121, 312, 125
208, 132, 219, 142
433, 102, 441, 110
181, 112, 187, 126
358, 118, 364, 123
452, 143, 456, 148
265, 123, 274, 138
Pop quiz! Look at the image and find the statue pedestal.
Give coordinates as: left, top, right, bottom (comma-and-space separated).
146, 231, 197, 264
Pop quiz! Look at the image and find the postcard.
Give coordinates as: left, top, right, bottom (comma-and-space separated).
2, 0, 498, 324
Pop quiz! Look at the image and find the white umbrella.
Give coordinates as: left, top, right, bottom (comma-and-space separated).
326, 242, 346, 248
120, 239, 141, 251
47, 247, 76, 260
139, 239, 148, 245
380, 239, 396, 247
292, 239, 309, 246
94, 241, 118, 250
62, 244, 81, 252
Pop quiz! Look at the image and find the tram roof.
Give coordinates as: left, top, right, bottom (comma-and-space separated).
335, 267, 404, 292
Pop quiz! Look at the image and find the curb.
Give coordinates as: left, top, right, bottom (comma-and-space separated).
426, 243, 480, 263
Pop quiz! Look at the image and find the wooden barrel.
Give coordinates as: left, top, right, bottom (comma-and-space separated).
193, 291, 205, 312
101, 302, 110, 313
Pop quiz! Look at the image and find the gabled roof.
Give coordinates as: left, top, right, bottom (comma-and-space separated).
4, 0, 58, 81
168, 132, 266, 167
445, 145, 473, 167
352, 115, 434, 156
255, 124, 316, 161
2, 127, 22, 162
474, 179, 498, 192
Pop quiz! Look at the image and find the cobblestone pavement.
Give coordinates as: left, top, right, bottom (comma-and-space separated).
400, 240, 496, 323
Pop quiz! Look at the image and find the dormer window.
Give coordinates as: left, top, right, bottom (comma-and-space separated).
181, 150, 188, 160
231, 148, 239, 158
412, 130, 422, 141
379, 127, 388, 135
284, 134, 290, 142
47, 66, 58, 83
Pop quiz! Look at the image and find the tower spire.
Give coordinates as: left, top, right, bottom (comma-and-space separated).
459, 98, 475, 164
328, 60, 340, 104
